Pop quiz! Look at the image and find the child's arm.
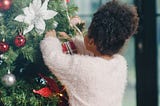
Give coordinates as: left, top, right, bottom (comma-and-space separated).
40, 30, 91, 75
59, 32, 93, 55
40, 36, 72, 72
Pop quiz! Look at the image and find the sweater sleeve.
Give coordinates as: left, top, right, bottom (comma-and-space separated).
72, 36, 94, 56
40, 37, 88, 75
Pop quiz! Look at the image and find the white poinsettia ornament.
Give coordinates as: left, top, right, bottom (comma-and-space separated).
15, 0, 58, 35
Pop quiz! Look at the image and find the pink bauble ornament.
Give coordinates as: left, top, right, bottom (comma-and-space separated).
66, 0, 70, 3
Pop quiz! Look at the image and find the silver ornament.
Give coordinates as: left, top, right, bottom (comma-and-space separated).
2, 73, 16, 86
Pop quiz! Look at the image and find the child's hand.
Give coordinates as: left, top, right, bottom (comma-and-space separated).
45, 30, 56, 38
58, 32, 71, 40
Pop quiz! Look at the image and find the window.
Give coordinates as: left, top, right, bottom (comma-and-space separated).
157, 0, 160, 14
157, 0, 160, 105
122, 38, 136, 106
158, 16, 160, 106
74, 0, 99, 27
74, 0, 136, 106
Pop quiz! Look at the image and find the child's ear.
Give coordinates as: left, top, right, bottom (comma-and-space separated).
88, 38, 95, 47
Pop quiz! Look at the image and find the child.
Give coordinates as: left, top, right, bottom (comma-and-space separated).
40, 1, 139, 106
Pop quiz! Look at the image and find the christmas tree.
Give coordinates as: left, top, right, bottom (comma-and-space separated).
0, 0, 84, 105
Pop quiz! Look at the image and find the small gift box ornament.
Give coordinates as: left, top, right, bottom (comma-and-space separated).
61, 41, 77, 55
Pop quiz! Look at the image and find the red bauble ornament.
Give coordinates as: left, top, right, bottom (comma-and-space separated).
0, 2, 3, 9
14, 34, 26, 47
0, 40, 9, 54
0, 0, 12, 10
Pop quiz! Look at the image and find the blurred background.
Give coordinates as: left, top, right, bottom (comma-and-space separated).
73, 0, 160, 106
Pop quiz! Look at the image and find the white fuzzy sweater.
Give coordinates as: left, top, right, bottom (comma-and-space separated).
40, 36, 127, 106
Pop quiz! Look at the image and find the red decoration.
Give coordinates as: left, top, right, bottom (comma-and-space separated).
0, 0, 12, 10
33, 74, 69, 106
0, 39, 9, 54
33, 74, 60, 97
62, 43, 68, 53
39, 74, 60, 93
69, 41, 76, 50
61, 41, 77, 54
33, 87, 52, 97
14, 33, 26, 47
66, 0, 70, 3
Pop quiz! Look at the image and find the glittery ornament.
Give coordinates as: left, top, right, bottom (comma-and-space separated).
14, 33, 26, 47
0, 39, 9, 54
0, 0, 12, 10
0, 2, 3, 9
2, 72, 16, 86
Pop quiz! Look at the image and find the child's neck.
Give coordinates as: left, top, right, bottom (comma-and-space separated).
94, 52, 113, 60
100, 55, 113, 60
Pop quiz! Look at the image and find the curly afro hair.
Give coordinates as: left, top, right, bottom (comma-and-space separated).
88, 0, 139, 56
